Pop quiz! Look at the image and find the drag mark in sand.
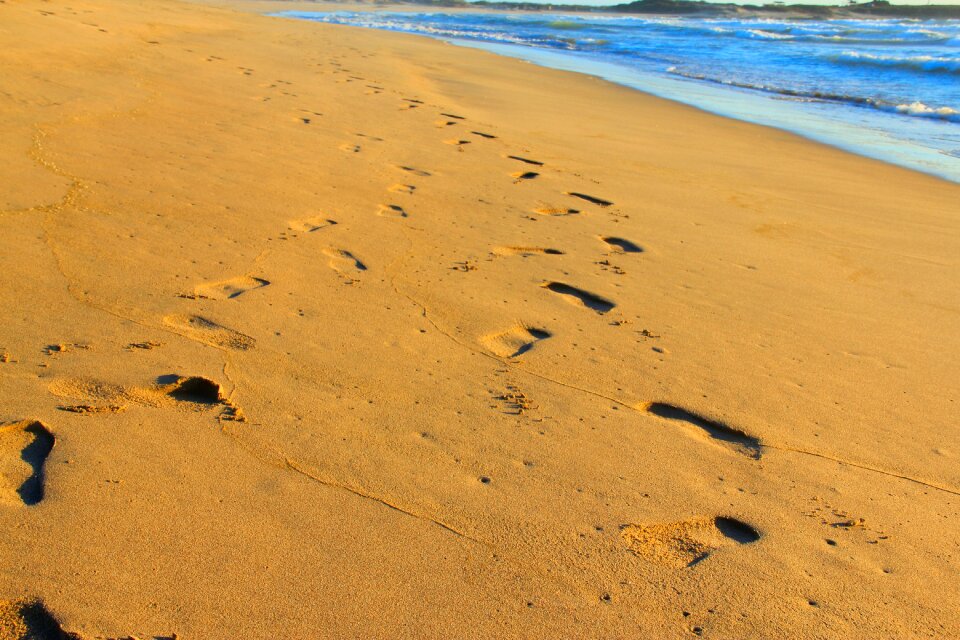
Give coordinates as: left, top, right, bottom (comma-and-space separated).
541, 281, 616, 314
283, 458, 480, 543
0, 420, 55, 506
644, 403, 762, 459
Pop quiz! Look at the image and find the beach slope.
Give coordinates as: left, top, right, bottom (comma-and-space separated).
1, 0, 958, 637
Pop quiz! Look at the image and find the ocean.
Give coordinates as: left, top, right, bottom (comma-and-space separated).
278, 10, 960, 182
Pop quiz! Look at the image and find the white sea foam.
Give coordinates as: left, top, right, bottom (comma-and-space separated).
834, 51, 960, 74
278, 10, 960, 181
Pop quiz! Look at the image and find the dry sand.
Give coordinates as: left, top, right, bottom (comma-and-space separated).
1, 0, 959, 637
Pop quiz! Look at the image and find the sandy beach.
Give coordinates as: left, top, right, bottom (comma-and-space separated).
1, 0, 959, 637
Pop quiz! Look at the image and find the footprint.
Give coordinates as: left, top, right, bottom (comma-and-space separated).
444, 139, 471, 147
339, 143, 361, 153
0, 420, 54, 506
378, 204, 408, 218
492, 246, 564, 257
440, 112, 465, 120
288, 216, 337, 233
388, 184, 416, 195
643, 403, 762, 459
471, 131, 497, 139
512, 171, 539, 183
435, 120, 458, 128
541, 282, 615, 314
533, 206, 579, 216
162, 315, 255, 351
481, 324, 551, 358
161, 375, 244, 421
620, 516, 760, 568
50, 375, 244, 421
193, 276, 270, 300
600, 236, 643, 253
323, 248, 367, 279
507, 155, 544, 166
394, 165, 431, 177
567, 192, 613, 207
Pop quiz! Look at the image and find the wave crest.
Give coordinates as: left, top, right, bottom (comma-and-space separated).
832, 51, 960, 75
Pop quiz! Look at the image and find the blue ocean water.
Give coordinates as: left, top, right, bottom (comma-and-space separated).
279, 10, 960, 182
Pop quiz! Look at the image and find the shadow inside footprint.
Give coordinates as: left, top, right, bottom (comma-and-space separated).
542, 282, 615, 314
9, 422, 55, 506
165, 376, 223, 404
714, 516, 761, 544
601, 236, 643, 253
482, 324, 552, 358
645, 403, 761, 459
507, 155, 543, 166
567, 192, 613, 207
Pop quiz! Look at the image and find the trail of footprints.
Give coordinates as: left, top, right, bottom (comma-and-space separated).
376, 103, 758, 469
418, 111, 769, 489
0, 80, 763, 636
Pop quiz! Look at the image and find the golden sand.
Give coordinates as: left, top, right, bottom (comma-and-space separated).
1, 0, 959, 637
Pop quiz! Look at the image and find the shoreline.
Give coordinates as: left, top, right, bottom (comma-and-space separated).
2, 0, 959, 637
273, 5, 960, 184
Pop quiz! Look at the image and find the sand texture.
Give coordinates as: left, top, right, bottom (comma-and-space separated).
1, 0, 959, 637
